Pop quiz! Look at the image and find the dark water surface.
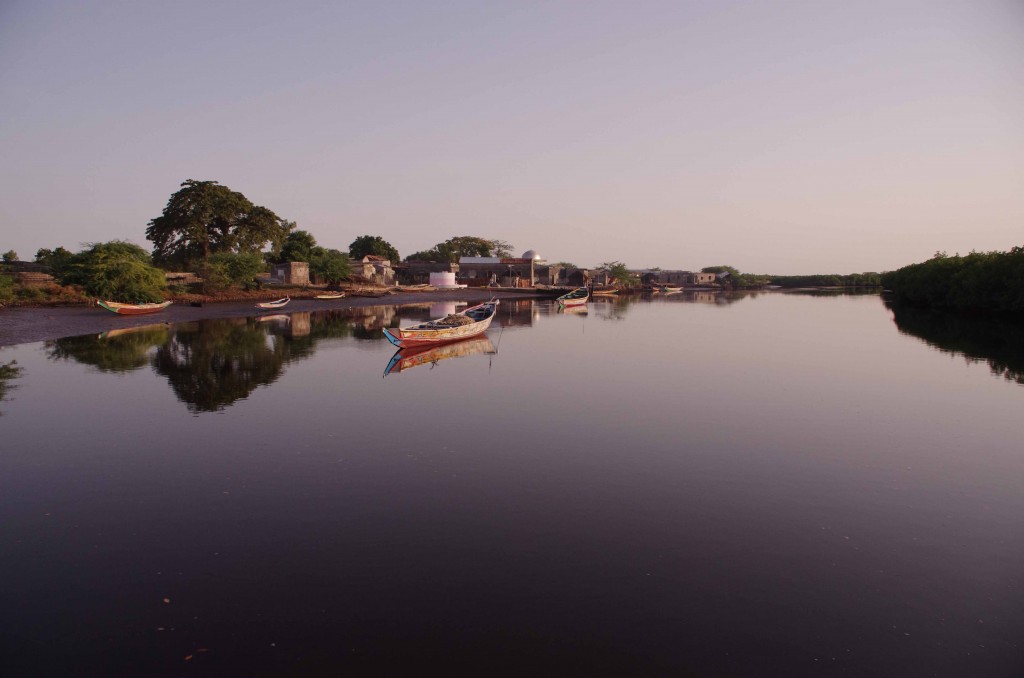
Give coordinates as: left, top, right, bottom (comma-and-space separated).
1, 293, 1022, 676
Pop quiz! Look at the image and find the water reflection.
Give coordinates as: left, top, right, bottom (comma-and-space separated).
0, 358, 23, 415
383, 336, 497, 376
888, 302, 1024, 384
48, 324, 171, 372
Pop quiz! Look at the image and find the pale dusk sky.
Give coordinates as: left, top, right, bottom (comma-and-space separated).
1, 0, 1022, 274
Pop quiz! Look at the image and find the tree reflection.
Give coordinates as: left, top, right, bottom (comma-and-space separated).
0, 359, 24, 415
887, 303, 1024, 384
47, 325, 171, 373
153, 319, 288, 412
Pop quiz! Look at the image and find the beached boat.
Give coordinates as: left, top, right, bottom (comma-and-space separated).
382, 300, 498, 348
383, 336, 496, 376
314, 292, 345, 300
556, 287, 589, 307
97, 300, 173, 316
255, 297, 290, 309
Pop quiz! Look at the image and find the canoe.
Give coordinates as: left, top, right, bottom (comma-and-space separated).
382, 300, 498, 348
315, 292, 345, 300
556, 287, 589, 307
97, 300, 172, 316
256, 297, 290, 309
383, 336, 496, 376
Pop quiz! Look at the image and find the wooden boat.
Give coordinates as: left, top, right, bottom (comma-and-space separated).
97, 300, 172, 316
384, 336, 496, 376
255, 297, 290, 309
556, 287, 589, 307
314, 292, 345, 300
382, 300, 498, 348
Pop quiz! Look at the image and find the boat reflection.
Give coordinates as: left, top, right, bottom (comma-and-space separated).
384, 336, 497, 377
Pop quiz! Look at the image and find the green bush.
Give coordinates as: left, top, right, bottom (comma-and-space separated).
200, 251, 267, 292
0, 274, 13, 302
60, 241, 167, 302
15, 285, 47, 301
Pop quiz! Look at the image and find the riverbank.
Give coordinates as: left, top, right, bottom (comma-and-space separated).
0, 288, 547, 347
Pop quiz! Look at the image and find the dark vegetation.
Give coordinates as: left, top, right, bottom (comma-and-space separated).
881, 248, 1024, 312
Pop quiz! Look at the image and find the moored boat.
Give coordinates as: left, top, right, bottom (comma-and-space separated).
382, 300, 498, 348
97, 300, 173, 316
256, 297, 290, 309
556, 287, 589, 307
314, 292, 345, 300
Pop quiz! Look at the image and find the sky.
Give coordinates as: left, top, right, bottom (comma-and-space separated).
1, 0, 1022, 274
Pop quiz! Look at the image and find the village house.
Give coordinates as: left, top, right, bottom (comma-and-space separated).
348, 255, 395, 286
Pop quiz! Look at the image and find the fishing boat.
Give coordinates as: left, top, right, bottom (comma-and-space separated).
255, 297, 290, 309
556, 287, 589, 307
97, 300, 173, 316
382, 299, 498, 348
383, 336, 496, 376
314, 292, 345, 300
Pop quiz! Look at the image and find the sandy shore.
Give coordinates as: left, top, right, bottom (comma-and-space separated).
0, 289, 546, 347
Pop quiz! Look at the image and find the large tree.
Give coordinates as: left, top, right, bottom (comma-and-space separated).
309, 247, 351, 285
146, 180, 292, 267
278, 230, 318, 264
349, 235, 399, 262
404, 236, 507, 263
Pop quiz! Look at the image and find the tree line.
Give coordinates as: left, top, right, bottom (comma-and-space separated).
881, 248, 1024, 312
3, 179, 515, 303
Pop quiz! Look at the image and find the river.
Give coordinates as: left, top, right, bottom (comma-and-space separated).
1, 291, 1022, 676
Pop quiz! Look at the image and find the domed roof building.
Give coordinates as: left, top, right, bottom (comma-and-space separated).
521, 250, 546, 264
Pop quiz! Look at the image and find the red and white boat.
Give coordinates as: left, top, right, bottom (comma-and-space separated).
382, 300, 498, 348
97, 300, 172, 315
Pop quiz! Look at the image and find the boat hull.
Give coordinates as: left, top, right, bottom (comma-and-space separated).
256, 297, 290, 309
97, 300, 172, 315
383, 301, 497, 348
557, 287, 590, 306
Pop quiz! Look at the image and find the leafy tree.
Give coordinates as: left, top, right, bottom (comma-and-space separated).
198, 251, 267, 292
600, 261, 634, 286
404, 236, 502, 263
60, 241, 167, 302
491, 239, 514, 258
2, 250, 17, 263
349, 235, 399, 262
701, 265, 740, 278
146, 179, 292, 267
35, 246, 75, 278
279, 230, 318, 264
309, 247, 351, 285
554, 262, 578, 270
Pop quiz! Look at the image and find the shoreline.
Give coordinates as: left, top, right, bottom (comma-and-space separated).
0, 289, 548, 347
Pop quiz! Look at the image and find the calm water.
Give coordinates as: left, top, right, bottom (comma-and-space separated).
1, 292, 1023, 677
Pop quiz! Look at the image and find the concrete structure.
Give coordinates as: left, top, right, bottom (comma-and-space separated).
271, 261, 309, 285
349, 255, 395, 286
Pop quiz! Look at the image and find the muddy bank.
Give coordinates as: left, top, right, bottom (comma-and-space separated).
0, 289, 547, 347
